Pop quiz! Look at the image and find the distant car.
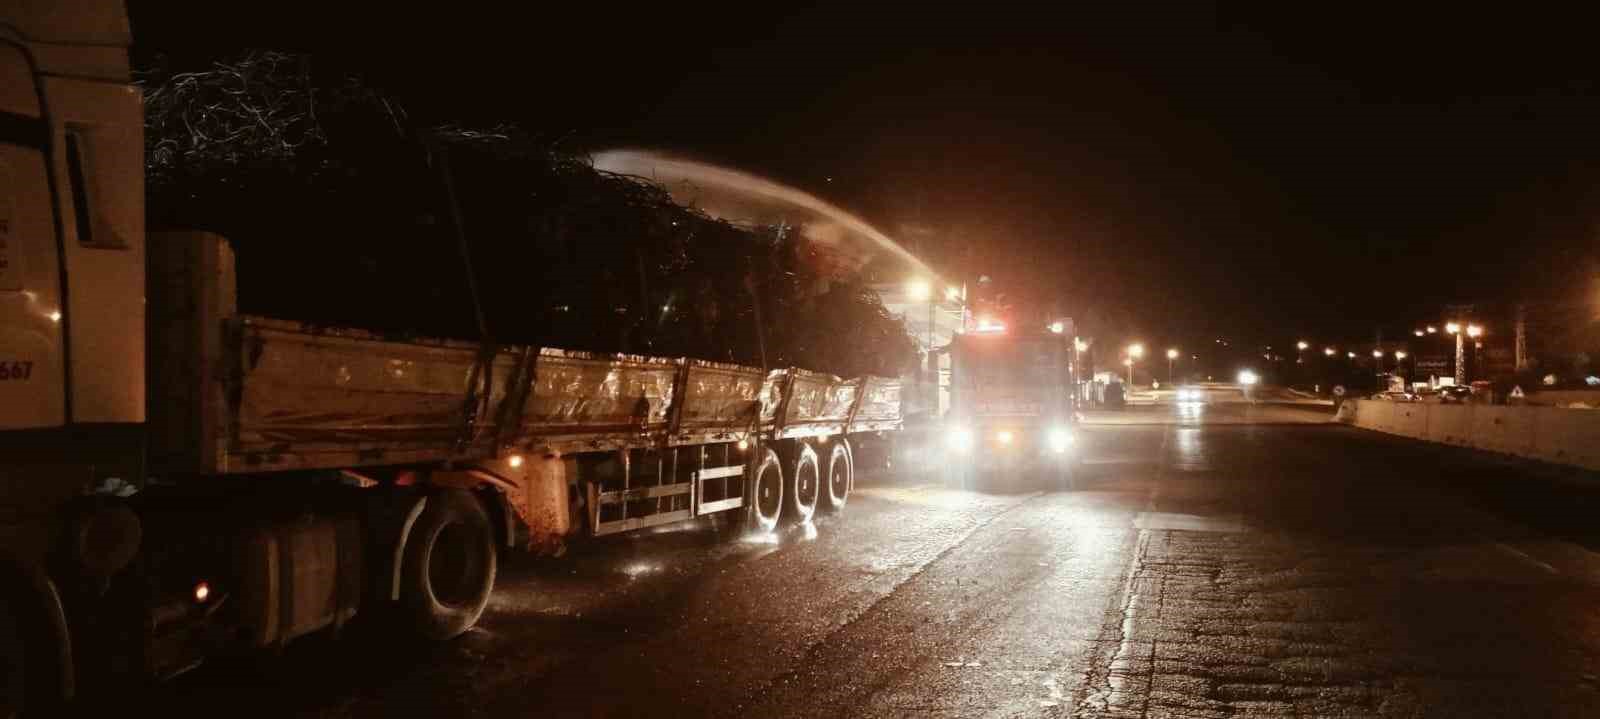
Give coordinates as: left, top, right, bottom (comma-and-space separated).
1175, 386, 1205, 403
1438, 386, 1473, 403
1372, 390, 1421, 402
1104, 382, 1126, 409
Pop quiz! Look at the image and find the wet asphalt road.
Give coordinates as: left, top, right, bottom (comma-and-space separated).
134, 404, 1600, 717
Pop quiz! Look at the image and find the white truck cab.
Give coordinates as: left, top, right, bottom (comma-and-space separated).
1, 0, 144, 433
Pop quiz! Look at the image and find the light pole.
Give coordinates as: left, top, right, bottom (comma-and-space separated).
1446, 322, 1463, 385
1296, 340, 1309, 363
1445, 322, 1482, 385
1123, 357, 1134, 385
1467, 325, 1483, 379
1166, 348, 1179, 384
906, 279, 932, 348
945, 285, 965, 333
907, 279, 932, 410
1127, 344, 1144, 386
1395, 350, 1408, 381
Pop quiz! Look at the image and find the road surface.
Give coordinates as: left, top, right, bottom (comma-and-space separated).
123, 416, 1600, 717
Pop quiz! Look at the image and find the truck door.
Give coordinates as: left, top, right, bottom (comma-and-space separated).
0, 40, 65, 430
39, 59, 145, 425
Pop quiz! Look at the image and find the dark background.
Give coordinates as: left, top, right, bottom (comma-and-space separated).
129, 2, 1600, 354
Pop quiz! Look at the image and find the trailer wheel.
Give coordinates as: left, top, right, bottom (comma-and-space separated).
820, 439, 852, 513
0, 596, 23, 719
744, 448, 784, 534
399, 490, 497, 641
782, 442, 820, 524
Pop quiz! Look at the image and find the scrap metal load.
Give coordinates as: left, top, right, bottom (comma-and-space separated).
147, 233, 901, 478
152, 316, 900, 478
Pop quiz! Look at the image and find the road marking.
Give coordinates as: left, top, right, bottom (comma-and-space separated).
1134, 512, 1248, 533
1487, 540, 1559, 575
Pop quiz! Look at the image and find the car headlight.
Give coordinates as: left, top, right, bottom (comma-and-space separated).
947, 426, 974, 452
1048, 426, 1074, 453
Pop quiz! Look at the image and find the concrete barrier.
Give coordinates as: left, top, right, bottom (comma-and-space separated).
1356, 399, 1394, 433
1469, 405, 1536, 457
1424, 404, 1473, 447
1391, 403, 1428, 438
1530, 407, 1600, 471
1346, 399, 1599, 471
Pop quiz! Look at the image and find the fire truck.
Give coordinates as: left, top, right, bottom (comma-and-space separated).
939, 320, 1082, 488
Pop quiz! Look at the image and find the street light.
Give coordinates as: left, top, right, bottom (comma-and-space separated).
1166, 348, 1179, 383
1347, 351, 1356, 359
1125, 344, 1143, 386
906, 279, 933, 405
1467, 325, 1485, 381
1049, 321, 1065, 334
1447, 322, 1482, 384
1427, 326, 1438, 334
1324, 347, 1336, 357
1296, 340, 1309, 350
1414, 329, 1425, 337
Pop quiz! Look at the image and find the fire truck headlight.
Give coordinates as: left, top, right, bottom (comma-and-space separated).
947, 426, 974, 453
1048, 426, 1074, 453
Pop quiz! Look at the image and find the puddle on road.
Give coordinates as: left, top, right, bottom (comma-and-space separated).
1134, 512, 1249, 533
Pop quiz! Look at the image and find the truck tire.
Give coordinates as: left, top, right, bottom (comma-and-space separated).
0, 595, 23, 719
820, 439, 852, 513
745, 448, 784, 534
784, 442, 820, 524
0, 580, 65, 719
399, 490, 497, 641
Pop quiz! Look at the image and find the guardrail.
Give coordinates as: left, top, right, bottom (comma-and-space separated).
1341, 400, 1600, 471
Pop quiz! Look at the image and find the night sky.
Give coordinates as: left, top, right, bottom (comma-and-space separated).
129, 2, 1600, 350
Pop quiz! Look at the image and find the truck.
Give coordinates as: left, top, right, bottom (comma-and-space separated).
0, 4, 902, 713
938, 324, 1082, 488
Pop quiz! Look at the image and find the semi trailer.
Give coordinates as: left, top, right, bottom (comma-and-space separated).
0, 3, 901, 713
